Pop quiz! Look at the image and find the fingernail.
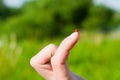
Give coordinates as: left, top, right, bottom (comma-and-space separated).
70, 31, 78, 37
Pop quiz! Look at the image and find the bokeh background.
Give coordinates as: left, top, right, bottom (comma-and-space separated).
0, 0, 120, 80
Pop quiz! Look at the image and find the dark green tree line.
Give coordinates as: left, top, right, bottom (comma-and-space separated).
0, 0, 119, 40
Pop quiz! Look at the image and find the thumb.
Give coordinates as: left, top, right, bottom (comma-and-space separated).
51, 31, 79, 80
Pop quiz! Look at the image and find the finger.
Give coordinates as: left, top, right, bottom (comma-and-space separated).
30, 44, 57, 67
52, 32, 79, 64
30, 44, 57, 79
51, 32, 79, 80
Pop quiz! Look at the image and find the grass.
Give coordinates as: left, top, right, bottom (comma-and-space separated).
0, 31, 120, 80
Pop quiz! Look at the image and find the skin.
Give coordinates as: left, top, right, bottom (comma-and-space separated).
30, 32, 84, 80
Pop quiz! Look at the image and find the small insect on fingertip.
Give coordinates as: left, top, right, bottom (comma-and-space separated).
74, 28, 79, 32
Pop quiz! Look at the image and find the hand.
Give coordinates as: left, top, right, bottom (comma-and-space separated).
30, 31, 84, 80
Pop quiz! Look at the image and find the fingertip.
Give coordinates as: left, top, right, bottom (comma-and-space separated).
48, 43, 58, 49
69, 32, 79, 41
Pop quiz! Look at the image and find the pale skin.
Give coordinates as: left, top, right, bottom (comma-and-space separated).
30, 31, 84, 80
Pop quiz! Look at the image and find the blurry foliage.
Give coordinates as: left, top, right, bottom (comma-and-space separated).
0, 32, 120, 80
0, 0, 120, 80
0, 0, 21, 20
82, 6, 114, 31
0, 0, 119, 39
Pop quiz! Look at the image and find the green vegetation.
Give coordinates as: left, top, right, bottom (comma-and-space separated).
0, 0, 120, 80
0, 32, 120, 80
0, 0, 119, 39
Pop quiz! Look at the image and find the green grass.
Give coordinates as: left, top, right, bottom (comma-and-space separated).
0, 32, 120, 80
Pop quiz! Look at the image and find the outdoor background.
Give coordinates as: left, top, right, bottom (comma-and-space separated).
0, 0, 120, 80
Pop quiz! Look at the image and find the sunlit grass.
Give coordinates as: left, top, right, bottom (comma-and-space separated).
0, 31, 120, 80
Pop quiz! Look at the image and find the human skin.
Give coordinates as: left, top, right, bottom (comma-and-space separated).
30, 31, 84, 80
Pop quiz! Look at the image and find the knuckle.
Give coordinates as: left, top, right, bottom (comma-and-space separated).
51, 58, 64, 68
30, 57, 38, 68
48, 43, 57, 49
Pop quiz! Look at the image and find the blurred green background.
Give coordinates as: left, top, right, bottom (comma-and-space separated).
0, 0, 120, 80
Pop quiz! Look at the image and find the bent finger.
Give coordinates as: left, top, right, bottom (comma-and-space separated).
30, 44, 57, 67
